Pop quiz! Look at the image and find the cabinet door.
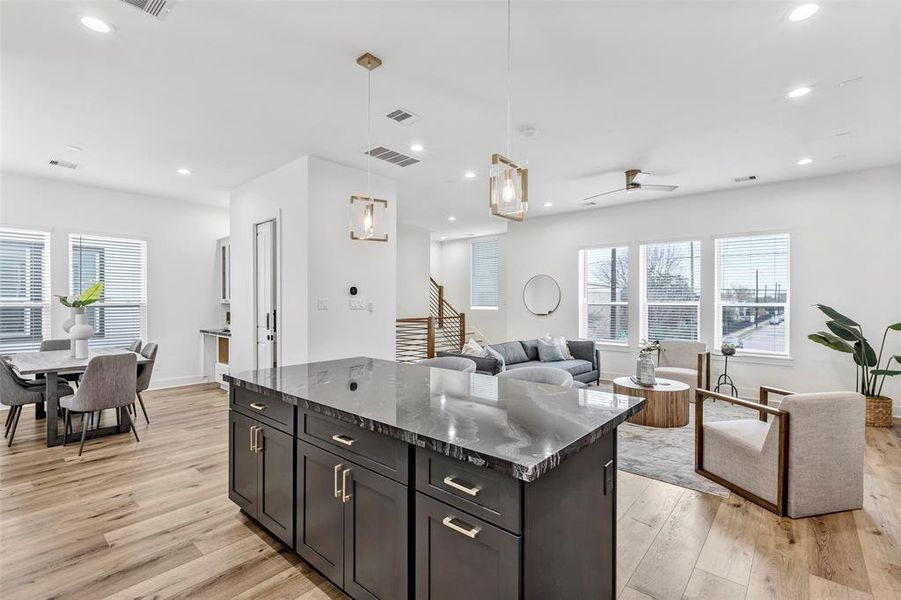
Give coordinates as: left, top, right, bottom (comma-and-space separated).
415, 492, 520, 600
343, 465, 408, 600
256, 425, 294, 546
229, 411, 259, 514
296, 440, 345, 586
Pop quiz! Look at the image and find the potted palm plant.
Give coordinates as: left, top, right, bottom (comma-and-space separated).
809, 304, 900, 427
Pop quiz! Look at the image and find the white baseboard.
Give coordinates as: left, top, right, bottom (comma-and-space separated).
149, 374, 209, 390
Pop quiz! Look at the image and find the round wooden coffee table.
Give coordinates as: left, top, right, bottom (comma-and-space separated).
613, 376, 690, 428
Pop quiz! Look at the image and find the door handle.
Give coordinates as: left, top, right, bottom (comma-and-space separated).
249, 426, 257, 452
333, 464, 344, 499
331, 434, 356, 447
249, 402, 267, 412
442, 516, 480, 539
443, 476, 480, 497
265, 313, 270, 330
255, 427, 264, 453
341, 468, 352, 504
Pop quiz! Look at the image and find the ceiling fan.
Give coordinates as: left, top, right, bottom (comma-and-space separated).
583, 169, 679, 202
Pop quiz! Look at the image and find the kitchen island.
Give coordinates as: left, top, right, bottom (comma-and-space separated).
225, 357, 645, 600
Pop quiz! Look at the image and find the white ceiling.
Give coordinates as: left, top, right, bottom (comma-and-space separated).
2, 1, 899, 239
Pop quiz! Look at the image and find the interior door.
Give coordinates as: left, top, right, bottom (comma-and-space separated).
255, 220, 277, 369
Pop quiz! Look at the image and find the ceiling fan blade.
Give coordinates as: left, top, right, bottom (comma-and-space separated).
582, 187, 627, 201
639, 184, 679, 192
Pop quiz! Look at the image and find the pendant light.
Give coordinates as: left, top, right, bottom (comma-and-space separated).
489, 0, 528, 222
350, 52, 389, 242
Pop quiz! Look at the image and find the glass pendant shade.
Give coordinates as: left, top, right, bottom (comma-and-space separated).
489, 153, 528, 221
350, 196, 388, 242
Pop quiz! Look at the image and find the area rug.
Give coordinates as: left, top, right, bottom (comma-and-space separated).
595, 383, 753, 497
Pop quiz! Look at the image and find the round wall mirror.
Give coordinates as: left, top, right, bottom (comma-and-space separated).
523, 274, 561, 316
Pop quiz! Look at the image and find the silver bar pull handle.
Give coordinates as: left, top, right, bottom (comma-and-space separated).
249, 402, 267, 411
249, 426, 257, 452
333, 464, 344, 499
443, 476, 480, 497
341, 468, 353, 504
442, 516, 480, 539
332, 434, 356, 447
255, 427, 263, 453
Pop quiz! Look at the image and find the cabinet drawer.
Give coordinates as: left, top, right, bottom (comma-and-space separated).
232, 387, 295, 435
299, 410, 408, 484
415, 492, 520, 600
416, 447, 522, 533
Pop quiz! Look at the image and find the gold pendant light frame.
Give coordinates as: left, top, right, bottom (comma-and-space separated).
489, 153, 528, 221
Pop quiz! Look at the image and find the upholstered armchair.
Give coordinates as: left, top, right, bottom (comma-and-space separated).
656, 340, 710, 397
695, 386, 865, 517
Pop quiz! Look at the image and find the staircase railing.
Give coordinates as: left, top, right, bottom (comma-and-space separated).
429, 277, 465, 351
396, 315, 467, 363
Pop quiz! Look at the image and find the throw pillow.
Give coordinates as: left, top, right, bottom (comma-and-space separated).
537, 338, 566, 362
485, 345, 506, 372
461, 338, 488, 358
541, 334, 574, 360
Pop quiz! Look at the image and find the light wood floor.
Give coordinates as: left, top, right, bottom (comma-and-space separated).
1, 385, 899, 600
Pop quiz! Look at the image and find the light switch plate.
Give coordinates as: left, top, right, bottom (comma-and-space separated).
317, 298, 328, 310
349, 299, 366, 310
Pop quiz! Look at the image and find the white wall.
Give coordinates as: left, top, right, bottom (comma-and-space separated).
229, 157, 310, 373
229, 156, 396, 373
306, 156, 396, 362
396, 223, 431, 318
433, 166, 901, 411
433, 235, 509, 343
0, 172, 229, 388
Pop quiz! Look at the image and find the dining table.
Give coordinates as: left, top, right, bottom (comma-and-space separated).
3, 348, 151, 447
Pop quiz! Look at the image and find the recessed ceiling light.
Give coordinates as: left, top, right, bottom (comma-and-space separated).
796, 158, 814, 166
786, 86, 812, 99
80, 16, 113, 33
439, 236, 446, 241
176, 167, 192, 175
409, 143, 424, 152
448, 216, 456, 221
65, 145, 83, 152
464, 171, 476, 179
543, 202, 553, 207
788, 4, 820, 22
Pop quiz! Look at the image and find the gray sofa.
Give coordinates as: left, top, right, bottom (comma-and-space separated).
439, 338, 601, 385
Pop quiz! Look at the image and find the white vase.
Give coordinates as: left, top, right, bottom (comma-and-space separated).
636, 355, 656, 386
69, 308, 93, 359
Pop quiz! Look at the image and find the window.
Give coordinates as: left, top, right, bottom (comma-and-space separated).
716, 233, 790, 355
641, 240, 701, 341
0, 228, 50, 352
471, 239, 498, 309
70, 234, 147, 348
580, 246, 629, 343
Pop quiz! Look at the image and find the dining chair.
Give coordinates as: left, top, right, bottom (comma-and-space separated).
60, 353, 138, 456
134, 342, 158, 424
127, 340, 143, 353
38, 339, 82, 388
416, 356, 477, 373
497, 366, 574, 387
1, 359, 74, 447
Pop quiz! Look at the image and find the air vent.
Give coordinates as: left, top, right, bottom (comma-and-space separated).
49, 159, 78, 170
365, 146, 420, 167
119, 0, 173, 19
733, 175, 758, 183
385, 108, 421, 125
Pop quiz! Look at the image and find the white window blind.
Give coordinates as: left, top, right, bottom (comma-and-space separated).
716, 233, 790, 355
70, 234, 147, 348
471, 239, 499, 309
0, 228, 50, 353
642, 240, 701, 341
580, 246, 629, 343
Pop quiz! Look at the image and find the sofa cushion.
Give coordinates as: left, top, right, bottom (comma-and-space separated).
485, 345, 506, 372
506, 359, 593, 377
490, 341, 529, 365
520, 339, 540, 361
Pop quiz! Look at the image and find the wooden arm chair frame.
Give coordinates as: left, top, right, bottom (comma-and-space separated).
695, 385, 794, 516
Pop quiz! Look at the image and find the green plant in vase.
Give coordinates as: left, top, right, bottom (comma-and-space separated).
56, 281, 104, 309
808, 304, 900, 427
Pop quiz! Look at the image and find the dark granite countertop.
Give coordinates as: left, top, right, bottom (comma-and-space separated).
225, 357, 645, 482
200, 328, 231, 337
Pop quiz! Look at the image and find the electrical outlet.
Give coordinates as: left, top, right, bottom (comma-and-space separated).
317, 298, 328, 310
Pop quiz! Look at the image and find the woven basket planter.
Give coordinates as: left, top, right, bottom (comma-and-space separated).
865, 396, 893, 428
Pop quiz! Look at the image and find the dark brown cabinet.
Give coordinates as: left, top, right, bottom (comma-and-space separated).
296, 440, 408, 600
415, 492, 520, 600
228, 411, 294, 546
